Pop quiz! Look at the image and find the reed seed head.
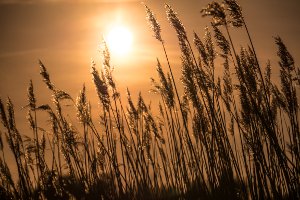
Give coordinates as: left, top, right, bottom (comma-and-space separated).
27, 80, 36, 111
91, 60, 110, 110
223, 0, 243, 27
145, 5, 163, 42
39, 60, 55, 91
201, 1, 226, 26
275, 36, 295, 70
165, 4, 187, 40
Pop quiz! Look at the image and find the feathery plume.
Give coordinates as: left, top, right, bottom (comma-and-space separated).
194, 32, 208, 66
137, 92, 147, 113
204, 27, 216, 65
275, 36, 295, 70
145, 4, 163, 42
145, 110, 164, 144
181, 58, 200, 110
53, 90, 73, 101
39, 60, 55, 91
264, 61, 272, 96
223, 0, 243, 27
165, 4, 187, 40
156, 59, 175, 108
272, 85, 287, 113
126, 88, 138, 119
7, 98, 16, 131
201, 2, 226, 26
100, 39, 111, 68
26, 111, 35, 130
27, 80, 36, 111
100, 40, 118, 100
76, 84, 91, 124
181, 93, 189, 122
126, 88, 138, 133
212, 24, 230, 57
91, 60, 110, 110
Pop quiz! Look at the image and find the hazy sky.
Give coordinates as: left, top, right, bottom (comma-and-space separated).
0, 0, 300, 130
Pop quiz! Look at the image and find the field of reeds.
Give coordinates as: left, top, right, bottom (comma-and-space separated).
0, 0, 299, 199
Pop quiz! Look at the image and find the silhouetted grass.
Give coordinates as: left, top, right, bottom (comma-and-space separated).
0, 0, 299, 199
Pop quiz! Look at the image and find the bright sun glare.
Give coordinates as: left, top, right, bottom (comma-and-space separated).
106, 26, 133, 56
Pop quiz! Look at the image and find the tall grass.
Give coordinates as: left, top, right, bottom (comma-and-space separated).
0, 0, 299, 199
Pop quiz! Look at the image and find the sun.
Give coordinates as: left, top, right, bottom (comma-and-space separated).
106, 26, 133, 56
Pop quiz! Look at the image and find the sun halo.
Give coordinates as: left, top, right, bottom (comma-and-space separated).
105, 26, 133, 57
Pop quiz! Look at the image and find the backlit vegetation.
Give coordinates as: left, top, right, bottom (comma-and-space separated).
0, 0, 299, 199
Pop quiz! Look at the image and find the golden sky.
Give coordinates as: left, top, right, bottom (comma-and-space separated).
0, 0, 300, 130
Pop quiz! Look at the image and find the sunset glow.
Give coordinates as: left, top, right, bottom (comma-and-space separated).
106, 26, 133, 56
1, 1, 300, 199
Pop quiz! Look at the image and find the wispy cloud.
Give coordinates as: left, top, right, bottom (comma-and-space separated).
0, 48, 47, 58
0, 0, 141, 4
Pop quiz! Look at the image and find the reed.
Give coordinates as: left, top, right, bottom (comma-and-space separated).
0, 0, 299, 199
